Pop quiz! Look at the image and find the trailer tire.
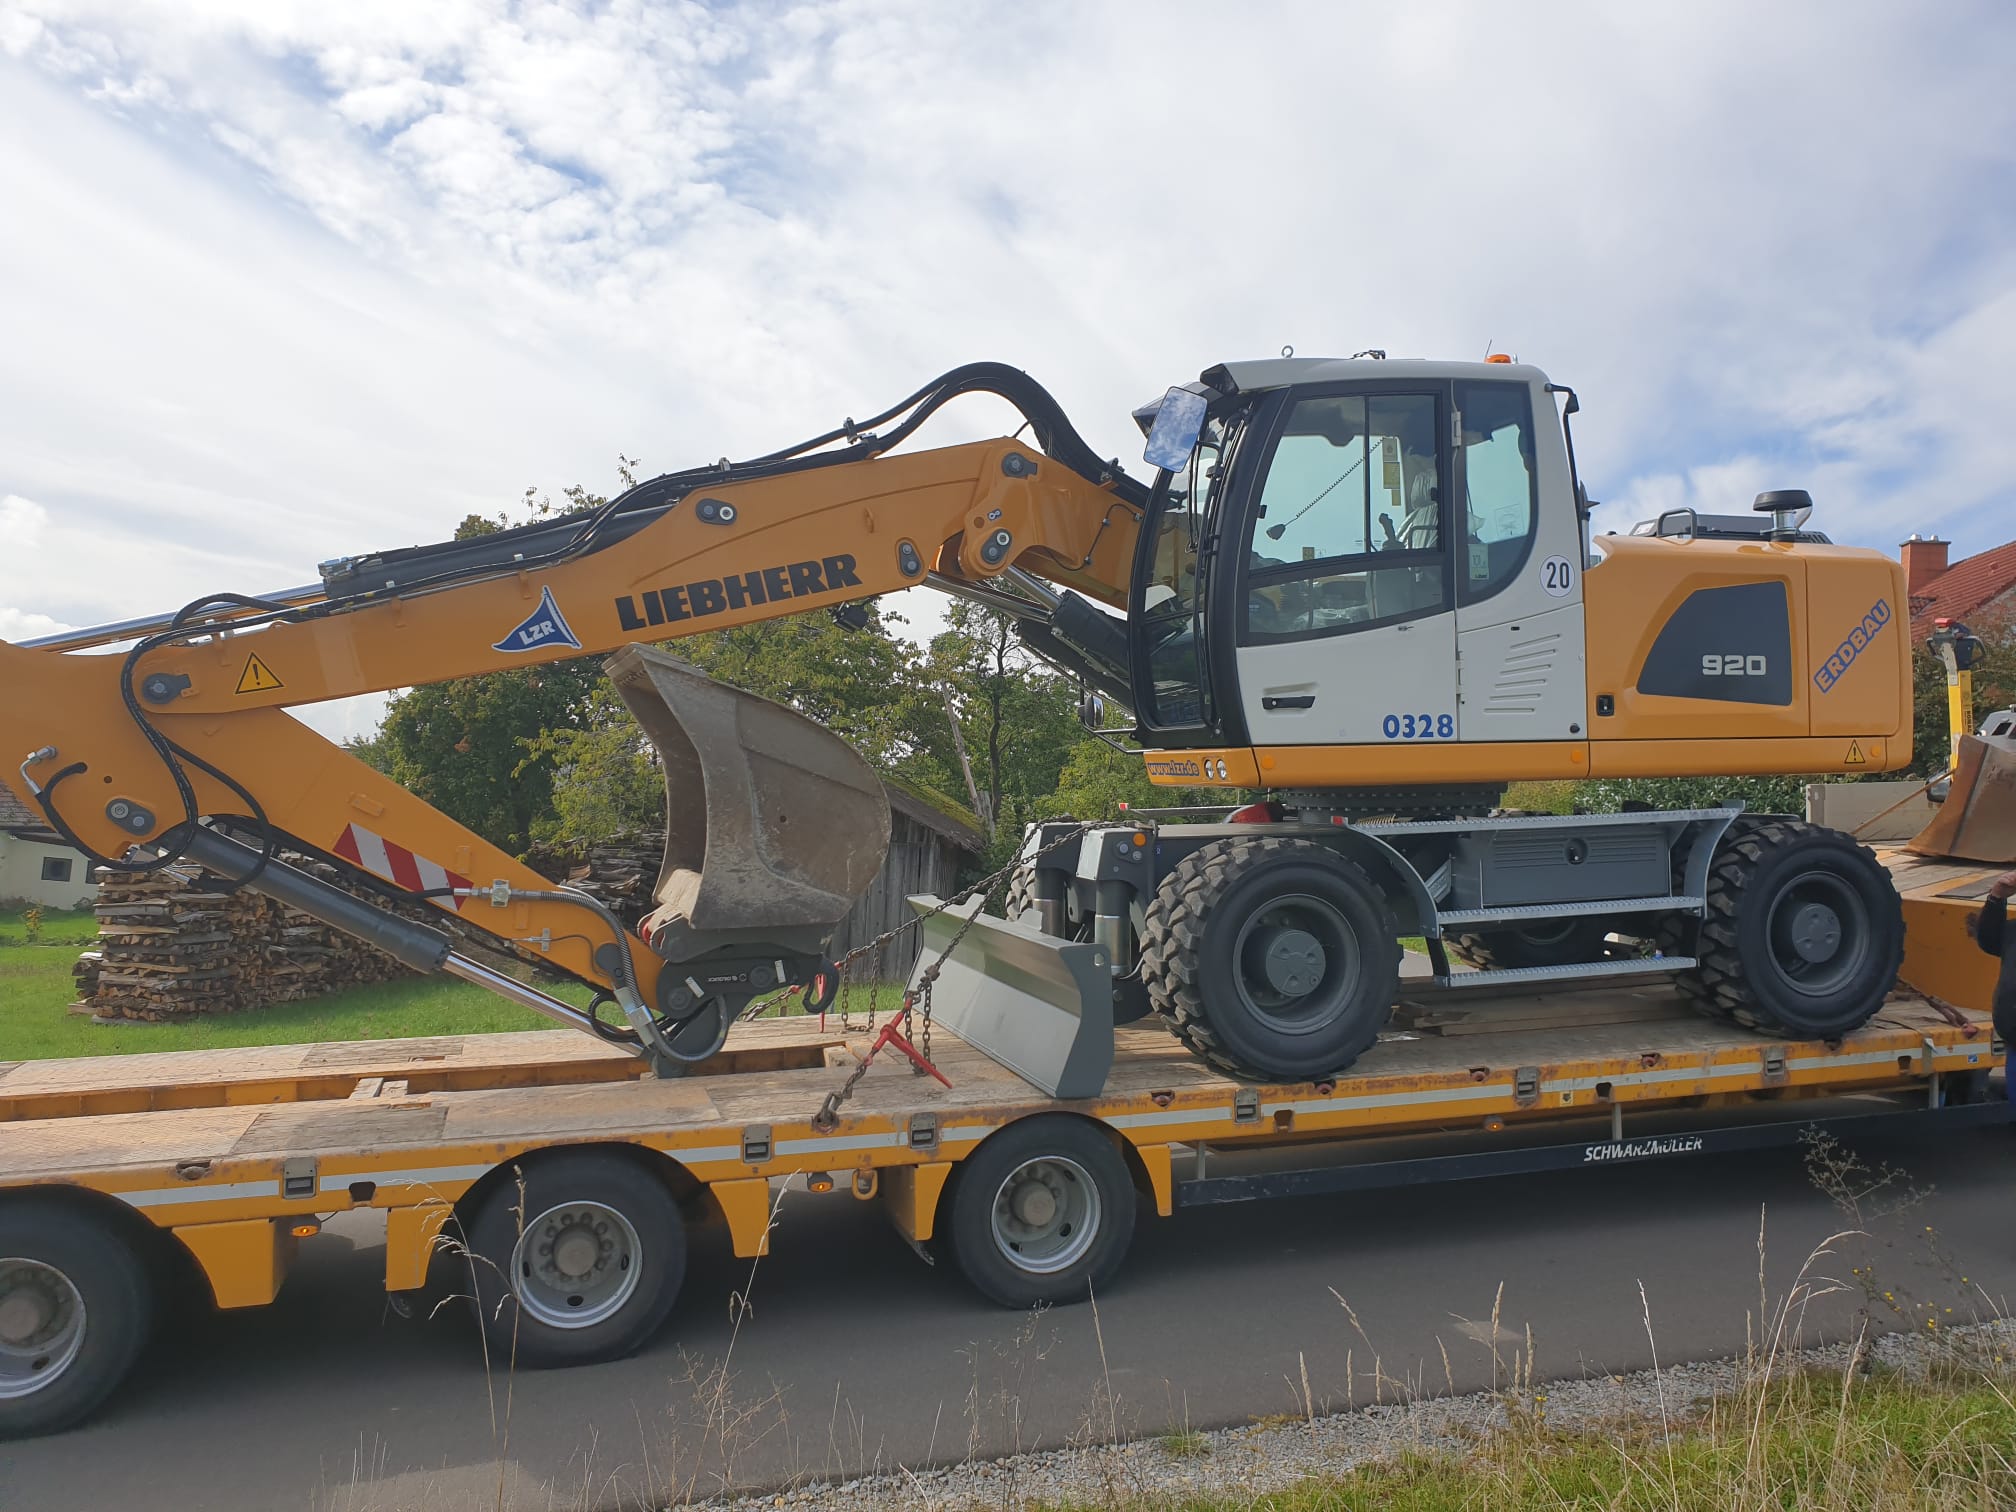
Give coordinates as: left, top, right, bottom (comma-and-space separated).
944, 1117, 1135, 1309
464, 1151, 685, 1370
1141, 837, 1400, 1080
0, 1200, 152, 1438
1675, 817, 1902, 1038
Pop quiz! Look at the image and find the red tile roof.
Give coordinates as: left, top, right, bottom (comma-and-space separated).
1908, 539, 2016, 638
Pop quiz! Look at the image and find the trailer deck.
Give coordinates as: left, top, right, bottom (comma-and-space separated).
0, 982, 2004, 1436
4, 988, 2001, 1272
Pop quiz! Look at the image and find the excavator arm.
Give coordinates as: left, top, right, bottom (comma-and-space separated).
0, 366, 1145, 1070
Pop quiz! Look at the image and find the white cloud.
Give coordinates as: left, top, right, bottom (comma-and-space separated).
1, 0, 2013, 697
0, 494, 48, 549
0, 606, 71, 643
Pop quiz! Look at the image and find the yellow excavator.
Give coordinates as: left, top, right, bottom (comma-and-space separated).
0, 356, 1959, 1092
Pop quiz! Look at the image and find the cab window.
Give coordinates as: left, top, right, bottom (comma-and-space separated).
1244, 392, 1445, 642
1454, 381, 1539, 604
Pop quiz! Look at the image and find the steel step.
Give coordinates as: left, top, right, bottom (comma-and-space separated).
1430, 955, 1696, 990
1360, 807, 1739, 837
1436, 895, 1702, 928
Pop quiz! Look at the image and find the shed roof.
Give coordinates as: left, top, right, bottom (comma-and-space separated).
883, 776, 987, 853
0, 783, 41, 832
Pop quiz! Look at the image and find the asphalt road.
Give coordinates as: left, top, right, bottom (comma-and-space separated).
3, 1121, 2010, 1512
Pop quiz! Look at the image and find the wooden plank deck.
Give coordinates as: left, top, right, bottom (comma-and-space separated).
0, 988, 1993, 1195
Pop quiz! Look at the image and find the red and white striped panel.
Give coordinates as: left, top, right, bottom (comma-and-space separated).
333, 823, 473, 911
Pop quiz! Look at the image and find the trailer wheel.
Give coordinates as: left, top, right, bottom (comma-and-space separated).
944, 1117, 1136, 1309
0, 1201, 152, 1438
464, 1151, 685, 1369
1677, 817, 1902, 1038
1446, 917, 1615, 970
1140, 836, 1400, 1080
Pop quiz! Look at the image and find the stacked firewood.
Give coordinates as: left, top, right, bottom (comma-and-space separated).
524, 835, 665, 931
83, 859, 411, 1021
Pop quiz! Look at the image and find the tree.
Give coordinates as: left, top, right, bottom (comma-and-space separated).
369, 658, 604, 856
349, 480, 618, 856
923, 602, 1084, 831
1574, 773, 1809, 816
525, 684, 665, 846
675, 601, 953, 775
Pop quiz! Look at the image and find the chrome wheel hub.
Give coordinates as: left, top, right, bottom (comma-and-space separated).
510, 1201, 642, 1329
990, 1157, 1100, 1275
0, 1259, 86, 1400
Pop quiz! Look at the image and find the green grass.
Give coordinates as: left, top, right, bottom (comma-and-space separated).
1500, 779, 1580, 816
1044, 1368, 2016, 1511
0, 905, 100, 947
1, 908, 908, 1062
0, 961, 558, 1061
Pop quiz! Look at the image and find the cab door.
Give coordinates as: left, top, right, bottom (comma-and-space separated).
1448, 377, 1589, 742
1231, 386, 1459, 747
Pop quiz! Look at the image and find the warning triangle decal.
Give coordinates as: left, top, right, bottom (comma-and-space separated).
236, 652, 284, 695
1844, 740, 1865, 766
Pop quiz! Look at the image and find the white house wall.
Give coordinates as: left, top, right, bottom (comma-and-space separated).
0, 835, 98, 910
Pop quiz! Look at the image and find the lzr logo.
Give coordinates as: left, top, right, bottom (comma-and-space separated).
493, 586, 583, 654
1812, 598, 1891, 694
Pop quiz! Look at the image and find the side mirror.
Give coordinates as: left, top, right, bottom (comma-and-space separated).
1078, 689, 1108, 730
1143, 388, 1209, 473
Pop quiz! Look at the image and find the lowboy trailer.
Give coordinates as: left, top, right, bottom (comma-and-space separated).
0, 972, 2004, 1436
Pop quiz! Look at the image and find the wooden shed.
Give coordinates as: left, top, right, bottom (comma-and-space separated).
828, 778, 988, 981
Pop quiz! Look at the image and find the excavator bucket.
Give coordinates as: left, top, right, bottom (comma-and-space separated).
605, 645, 891, 962
1905, 732, 2016, 866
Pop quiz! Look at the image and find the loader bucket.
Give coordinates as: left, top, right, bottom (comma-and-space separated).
1905, 733, 2016, 865
907, 895, 1115, 1099
606, 645, 891, 962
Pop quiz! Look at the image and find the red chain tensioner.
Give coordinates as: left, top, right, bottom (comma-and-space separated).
865, 1003, 951, 1087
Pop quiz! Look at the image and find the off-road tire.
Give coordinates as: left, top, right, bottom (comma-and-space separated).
0, 1199, 153, 1438
1139, 836, 1401, 1080
464, 1151, 686, 1370
942, 1116, 1136, 1309
1003, 864, 1038, 926
1667, 817, 1902, 1037
1445, 917, 1617, 970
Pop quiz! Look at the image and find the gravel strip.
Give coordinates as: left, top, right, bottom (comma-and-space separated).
698, 1319, 2016, 1511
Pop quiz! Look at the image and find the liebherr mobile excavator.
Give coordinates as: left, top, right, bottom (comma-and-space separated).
0, 357, 1924, 1091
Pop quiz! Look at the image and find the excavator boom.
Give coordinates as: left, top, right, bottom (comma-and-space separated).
0, 366, 1144, 1070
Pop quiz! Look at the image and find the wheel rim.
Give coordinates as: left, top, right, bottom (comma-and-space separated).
510, 1200, 643, 1329
990, 1156, 1102, 1275
1230, 892, 1361, 1035
0, 1258, 87, 1400
1764, 868, 1871, 998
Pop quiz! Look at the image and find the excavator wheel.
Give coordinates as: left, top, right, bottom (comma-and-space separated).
1002, 864, 1038, 926
1445, 917, 1617, 970
1140, 836, 1400, 1081
1667, 817, 1902, 1038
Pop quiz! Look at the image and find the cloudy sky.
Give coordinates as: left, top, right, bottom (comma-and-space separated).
3, 1, 2013, 739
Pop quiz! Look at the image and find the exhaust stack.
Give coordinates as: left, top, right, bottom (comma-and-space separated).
605, 645, 891, 963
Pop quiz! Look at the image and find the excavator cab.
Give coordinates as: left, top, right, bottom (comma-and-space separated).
1120, 358, 1588, 771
